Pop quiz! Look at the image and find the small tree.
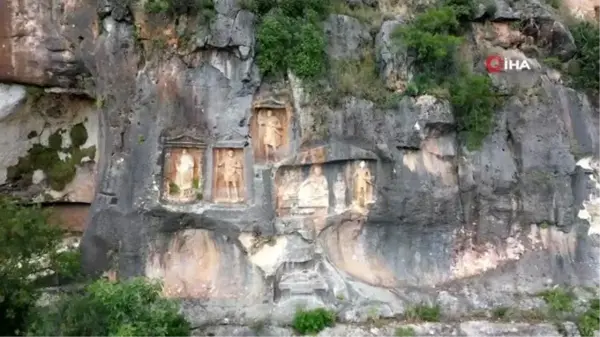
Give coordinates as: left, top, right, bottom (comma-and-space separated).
0, 197, 80, 336
27, 278, 192, 336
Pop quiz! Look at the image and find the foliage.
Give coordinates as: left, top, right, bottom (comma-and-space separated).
449, 73, 503, 149
27, 278, 191, 336
537, 288, 575, 313
253, 1, 330, 79
292, 308, 336, 335
395, 326, 416, 336
145, 0, 215, 20
392, 0, 502, 149
567, 21, 599, 98
0, 197, 81, 336
404, 304, 441, 322
330, 53, 402, 108
577, 299, 600, 337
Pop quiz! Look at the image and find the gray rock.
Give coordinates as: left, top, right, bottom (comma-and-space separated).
324, 14, 373, 60
460, 321, 562, 336
375, 19, 412, 92
0, 84, 27, 121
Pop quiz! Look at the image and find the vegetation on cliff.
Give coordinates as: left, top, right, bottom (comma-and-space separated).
246, 0, 330, 79
0, 198, 81, 335
28, 278, 191, 336
393, 0, 503, 149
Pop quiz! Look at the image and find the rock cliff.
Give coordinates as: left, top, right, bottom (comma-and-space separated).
0, 0, 599, 326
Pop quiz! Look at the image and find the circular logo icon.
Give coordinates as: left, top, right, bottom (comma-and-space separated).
485, 55, 504, 73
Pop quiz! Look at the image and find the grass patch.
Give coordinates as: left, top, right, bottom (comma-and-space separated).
395, 326, 416, 336
392, 0, 503, 150
292, 308, 336, 335
404, 304, 441, 322
577, 299, 600, 337
329, 52, 402, 108
537, 288, 575, 313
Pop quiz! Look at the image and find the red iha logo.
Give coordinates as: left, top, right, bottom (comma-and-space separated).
485, 55, 532, 73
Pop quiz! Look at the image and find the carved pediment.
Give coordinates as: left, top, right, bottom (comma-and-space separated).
162, 133, 207, 148
253, 98, 287, 110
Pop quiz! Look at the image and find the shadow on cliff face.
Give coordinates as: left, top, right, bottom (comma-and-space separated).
145, 229, 267, 301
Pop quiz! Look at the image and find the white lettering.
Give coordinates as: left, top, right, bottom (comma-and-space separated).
517, 60, 531, 70
507, 59, 521, 70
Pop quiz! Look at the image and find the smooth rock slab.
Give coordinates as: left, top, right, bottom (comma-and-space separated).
193, 321, 569, 336
459, 321, 562, 336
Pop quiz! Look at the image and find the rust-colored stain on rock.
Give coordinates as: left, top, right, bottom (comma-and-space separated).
0, 0, 13, 80
46, 204, 90, 233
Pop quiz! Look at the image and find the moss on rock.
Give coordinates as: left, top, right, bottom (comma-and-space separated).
69, 123, 88, 148
6, 123, 95, 193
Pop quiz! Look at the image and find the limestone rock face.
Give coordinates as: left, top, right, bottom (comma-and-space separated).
0, 0, 599, 329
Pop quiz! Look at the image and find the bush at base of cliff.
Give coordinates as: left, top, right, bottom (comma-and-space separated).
292, 308, 336, 335
27, 278, 191, 336
0, 197, 81, 336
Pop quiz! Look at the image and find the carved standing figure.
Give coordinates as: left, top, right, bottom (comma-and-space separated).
353, 161, 373, 207
217, 149, 243, 202
259, 110, 283, 163
333, 172, 347, 212
175, 149, 195, 198
297, 165, 329, 209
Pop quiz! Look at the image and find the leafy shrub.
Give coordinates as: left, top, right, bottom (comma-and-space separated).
27, 278, 191, 336
404, 304, 441, 322
393, 0, 502, 149
450, 73, 503, 149
253, 1, 330, 79
577, 299, 600, 337
256, 10, 327, 79
537, 288, 575, 313
567, 21, 599, 98
395, 326, 416, 336
292, 308, 336, 335
0, 197, 81, 336
145, 0, 215, 20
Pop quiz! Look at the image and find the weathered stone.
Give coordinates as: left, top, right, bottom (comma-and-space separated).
324, 14, 372, 60
376, 19, 412, 93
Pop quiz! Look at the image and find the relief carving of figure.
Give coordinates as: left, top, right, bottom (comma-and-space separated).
217, 149, 243, 202
175, 149, 195, 198
353, 161, 374, 207
259, 110, 283, 163
279, 170, 301, 206
297, 165, 329, 209
333, 173, 347, 212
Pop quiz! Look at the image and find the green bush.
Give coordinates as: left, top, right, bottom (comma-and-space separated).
254, 1, 329, 79
27, 278, 191, 336
450, 73, 503, 149
292, 308, 336, 335
393, 0, 502, 149
0, 197, 81, 336
404, 304, 441, 322
567, 21, 599, 97
145, 0, 215, 19
577, 299, 600, 337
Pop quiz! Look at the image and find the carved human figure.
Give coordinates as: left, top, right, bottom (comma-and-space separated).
297, 165, 329, 209
333, 172, 347, 212
259, 110, 283, 162
353, 161, 373, 207
175, 149, 195, 197
217, 149, 243, 202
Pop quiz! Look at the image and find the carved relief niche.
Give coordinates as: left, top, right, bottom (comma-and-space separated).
212, 148, 246, 204
275, 160, 377, 217
250, 98, 292, 164
161, 134, 206, 204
